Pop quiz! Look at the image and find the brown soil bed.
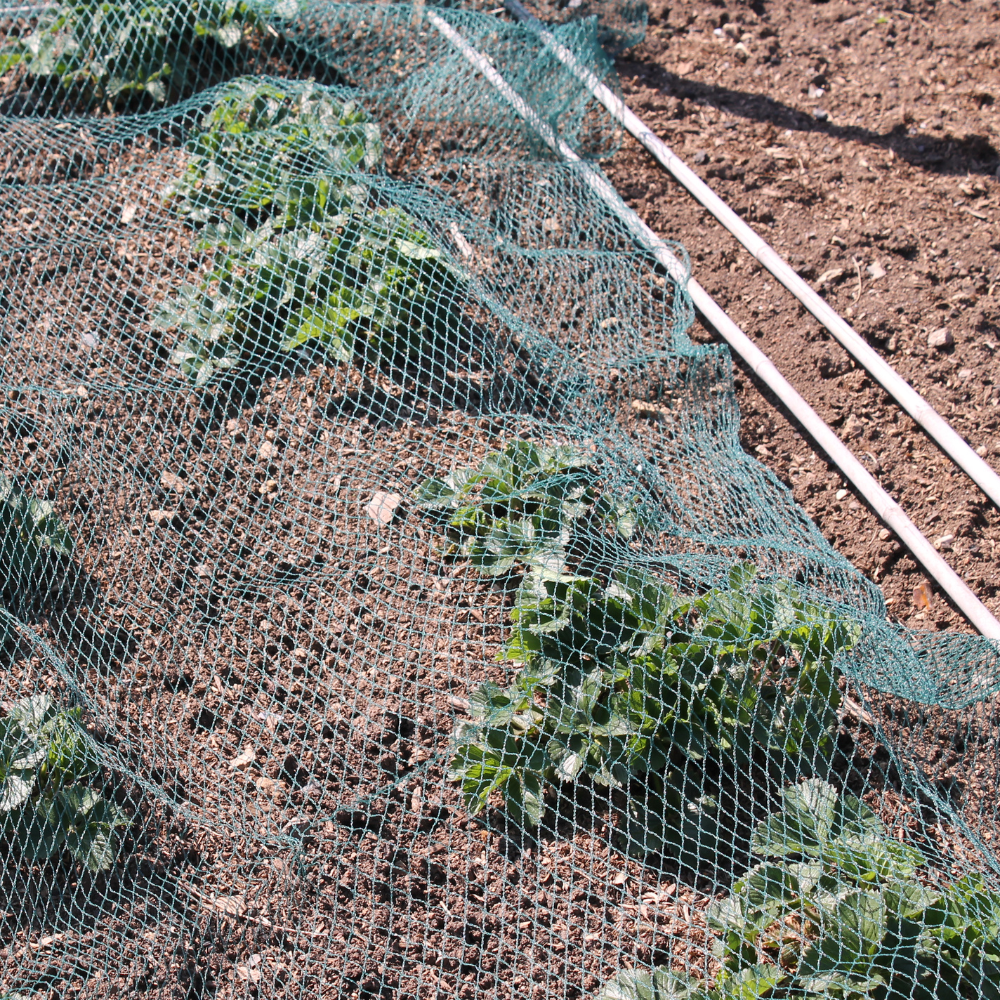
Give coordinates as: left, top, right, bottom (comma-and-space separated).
604, 0, 1000, 635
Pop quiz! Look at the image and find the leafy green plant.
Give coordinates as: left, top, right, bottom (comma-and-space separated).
595, 966, 713, 1000
156, 204, 469, 385
706, 778, 1000, 999
164, 76, 383, 226
414, 442, 857, 835
0, 0, 260, 110
411, 438, 639, 577
156, 77, 467, 385
452, 561, 854, 833
596, 781, 1000, 1000
0, 695, 128, 872
0, 471, 73, 603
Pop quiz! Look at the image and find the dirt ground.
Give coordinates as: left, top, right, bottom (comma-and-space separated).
603, 0, 1000, 634
2, 4, 1000, 997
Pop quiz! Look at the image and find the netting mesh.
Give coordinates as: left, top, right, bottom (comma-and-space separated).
1, 3, 999, 999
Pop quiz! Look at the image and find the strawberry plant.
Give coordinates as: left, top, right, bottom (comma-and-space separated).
451, 562, 854, 833
598, 780, 1000, 999
707, 778, 1000, 999
1, 471, 73, 604
156, 204, 469, 385
164, 76, 383, 227
0, 695, 129, 872
156, 77, 467, 386
415, 443, 858, 836
411, 438, 640, 577
0, 0, 260, 110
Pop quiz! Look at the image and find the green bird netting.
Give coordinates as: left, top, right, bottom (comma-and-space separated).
1, 3, 999, 999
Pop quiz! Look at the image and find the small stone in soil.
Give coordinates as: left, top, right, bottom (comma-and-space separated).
867, 260, 886, 279
927, 326, 954, 348
257, 440, 277, 461
631, 399, 673, 423
934, 533, 955, 551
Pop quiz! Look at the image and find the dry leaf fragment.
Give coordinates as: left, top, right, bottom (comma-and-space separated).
366, 491, 402, 526
160, 470, 187, 492
447, 220, 474, 258
912, 580, 934, 610
630, 399, 674, 423
236, 953, 264, 981
211, 894, 246, 917
817, 267, 847, 285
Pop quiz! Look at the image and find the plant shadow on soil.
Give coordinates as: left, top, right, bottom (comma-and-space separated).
620, 63, 1000, 177
477, 723, 925, 898
193, 309, 559, 437
2, 551, 141, 677
1, 854, 225, 999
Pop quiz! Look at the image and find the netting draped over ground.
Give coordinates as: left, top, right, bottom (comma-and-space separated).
1, 3, 1000, 998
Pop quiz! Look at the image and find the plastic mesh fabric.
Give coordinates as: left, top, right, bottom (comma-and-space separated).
1, 4, 999, 1000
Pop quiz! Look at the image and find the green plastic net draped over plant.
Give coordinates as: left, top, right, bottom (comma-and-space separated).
1, 3, 999, 998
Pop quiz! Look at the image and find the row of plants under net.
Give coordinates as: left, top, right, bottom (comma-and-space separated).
2, 6, 999, 997
6, 428, 1000, 997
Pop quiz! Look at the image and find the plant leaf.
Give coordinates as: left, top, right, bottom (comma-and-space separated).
597, 967, 710, 1000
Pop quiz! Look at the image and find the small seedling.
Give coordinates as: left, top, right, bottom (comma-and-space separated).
412, 438, 639, 577
0, 695, 129, 872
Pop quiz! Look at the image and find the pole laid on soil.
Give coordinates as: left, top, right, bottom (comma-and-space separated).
502, 0, 1000, 514
425, 8, 1000, 642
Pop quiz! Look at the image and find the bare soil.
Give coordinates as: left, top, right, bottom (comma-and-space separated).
604, 0, 1000, 634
